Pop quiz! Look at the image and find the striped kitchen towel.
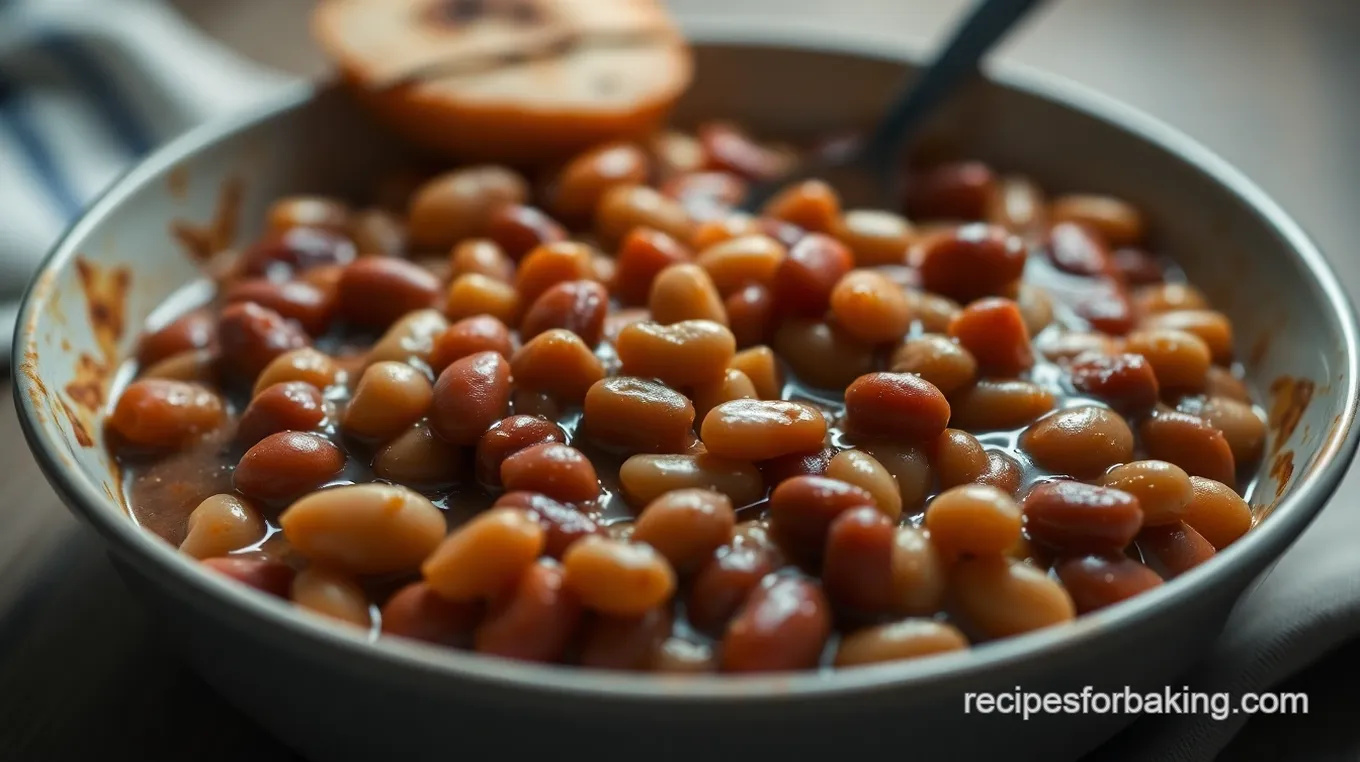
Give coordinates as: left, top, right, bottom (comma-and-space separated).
0, 0, 297, 364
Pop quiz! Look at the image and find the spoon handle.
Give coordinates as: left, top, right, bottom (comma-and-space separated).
863, 0, 1047, 163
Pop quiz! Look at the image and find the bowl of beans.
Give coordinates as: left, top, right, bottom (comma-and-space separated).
13, 27, 1360, 762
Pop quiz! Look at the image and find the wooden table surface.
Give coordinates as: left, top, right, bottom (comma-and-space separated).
4, 0, 1360, 758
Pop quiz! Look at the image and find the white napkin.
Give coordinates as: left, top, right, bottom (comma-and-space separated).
1, 2, 1355, 759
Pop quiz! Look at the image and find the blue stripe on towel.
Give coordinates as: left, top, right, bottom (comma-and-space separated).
36, 30, 154, 156
0, 72, 82, 218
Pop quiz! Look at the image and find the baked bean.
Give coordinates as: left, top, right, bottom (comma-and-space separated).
474, 416, 567, 486
238, 227, 356, 279
583, 377, 695, 454
844, 372, 951, 442
1046, 221, 1114, 277
430, 351, 511, 445
218, 302, 310, 381
1138, 521, 1216, 578
721, 575, 831, 673
1049, 194, 1144, 247
1021, 406, 1134, 478
1017, 283, 1055, 335
835, 620, 968, 667
450, 239, 514, 283
649, 263, 728, 325
617, 319, 736, 387
1073, 281, 1137, 336
1054, 555, 1163, 614
950, 556, 1076, 638
476, 559, 583, 663
253, 347, 340, 397
344, 361, 433, 442
336, 257, 440, 328
179, 494, 266, 559
769, 476, 876, 559
728, 345, 784, 400
859, 443, 933, 513
1100, 460, 1194, 525
925, 485, 1022, 557
520, 280, 608, 347
619, 453, 764, 508
381, 581, 481, 646
690, 213, 763, 251
949, 380, 1056, 430
762, 179, 840, 233
774, 319, 875, 389
1181, 396, 1266, 466
137, 311, 216, 367
755, 215, 806, 248
141, 348, 218, 383
238, 381, 326, 446
687, 541, 780, 634
977, 451, 1024, 496
653, 637, 717, 673
947, 297, 1033, 376
1205, 366, 1252, 403
1180, 477, 1255, 554
890, 335, 977, 395
986, 175, 1046, 240
823, 507, 897, 613
632, 489, 736, 573
109, 379, 225, 448
1036, 331, 1118, 362
615, 228, 692, 306
422, 507, 544, 600
933, 429, 989, 489
268, 195, 349, 233
350, 208, 405, 257
1023, 481, 1143, 554
367, 309, 449, 370
1133, 282, 1209, 315
833, 209, 913, 267
281, 482, 443, 575
701, 399, 827, 461
760, 447, 836, 486
515, 241, 595, 308
579, 607, 674, 671
225, 279, 335, 336
374, 421, 468, 488
689, 369, 757, 425
917, 224, 1026, 302
830, 269, 912, 344
826, 449, 903, 521
510, 329, 605, 403
407, 165, 528, 249
1143, 310, 1234, 365
201, 555, 295, 598
554, 142, 650, 222
430, 314, 512, 372
501, 443, 600, 503
771, 233, 854, 316
905, 161, 997, 220
1068, 352, 1160, 413
889, 526, 948, 615
494, 492, 602, 559
445, 273, 520, 324
700, 122, 795, 181
486, 204, 567, 260
292, 567, 370, 628
903, 289, 962, 333
651, 130, 704, 177
562, 536, 676, 616
1112, 247, 1164, 285
596, 184, 695, 246
1139, 410, 1236, 484
695, 235, 786, 296
662, 171, 747, 220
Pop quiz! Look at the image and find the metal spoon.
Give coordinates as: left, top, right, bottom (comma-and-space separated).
741, 0, 1048, 212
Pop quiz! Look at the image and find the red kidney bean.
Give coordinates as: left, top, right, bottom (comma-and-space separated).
225, 278, 335, 336
844, 372, 951, 442
430, 314, 514, 371
769, 476, 877, 560
1074, 281, 1136, 335
336, 258, 441, 329
1112, 247, 1165, 285
759, 447, 836, 486
500, 443, 600, 503
237, 381, 327, 446
431, 351, 512, 445
520, 280, 608, 346
1046, 221, 1115, 277
1138, 521, 1216, 578
475, 415, 567, 486
137, 311, 216, 367
579, 607, 674, 670
904, 161, 997, 220
823, 507, 896, 614
687, 541, 780, 634
475, 560, 583, 663
721, 575, 831, 672
1140, 411, 1237, 485
218, 302, 310, 380
725, 283, 776, 347
493, 492, 603, 559
917, 223, 1026, 302
201, 556, 295, 598
1023, 481, 1144, 554
1069, 352, 1160, 413
614, 228, 692, 306
1054, 555, 1163, 614
381, 581, 483, 646
947, 297, 1033, 376
699, 122, 793, 182
485, 204, 567, 261
233, 431, 344, 502
771, 233, 854, 316
238, 227, 356, 278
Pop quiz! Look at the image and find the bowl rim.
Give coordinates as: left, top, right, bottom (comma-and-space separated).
13, 21, 1360, 703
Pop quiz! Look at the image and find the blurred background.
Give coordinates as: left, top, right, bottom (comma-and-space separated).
1, 0, 1358, 759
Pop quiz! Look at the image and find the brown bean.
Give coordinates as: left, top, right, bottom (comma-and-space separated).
1205, 367, 1252, 403
494, 492, 602, 559
510, 328, 605, 403
690, 212, 763, 250
721, 575, 831, 672
268, 195, 349, 233
948, 297, 1033, 376
137, 311, 216, 367
917, 223, 1026, 302
904, 161, 997, 220
1100, 459, 1194, 525
234, 431, 344, 502
291, 567, 370, 628
769, 476, 876, 559
583, 377, 695, 454
238, 381, 326, 446
1182, 396, 1266, 466
826, 449, 903, 521
225, 279, 335, 336
859, 443, 933, 514
833, 209, 914, 267
648, 263, 728, 325
835, 619, 968, 667
1054, 555, 1163, 614
422, 507, 544, 601
696, 235, 786, 295
830, 269, 912, 344
619, 453, 764, 508
1124, 329, 1212, 391
253, 347, 340, 397
381, 581, 482, 646
950, 556, 1075, 638
615, 228, 692, 305
662, 170, 747, 221
1016, 283, 1055, 335
844, 372, 951, 442
889, 335, 976, 396
771, 233, 854, 316
1021, 406, 1135, 478
445, 273, 520, 324
561, 536, 676, 616
238, 227, 356, 279
218, 302, 310, 381
515, 240, 595, 309
925, 485, 1022, 557
350, 208, 405, 256
1049, 194, 1144, 247
986, 175, 1047, 240
201, 555, 295, 598
1046, 221, 1114, 277
475, 559, 582, 663
1023, 481, 1144, 554
1142, 310, 1234, 365
280, 483, 444, 575
1037, 331, 1118, 362
1138, 521, 1216, 578
701, 399, 827, 461
407, 166, 528, 249
336, 258, 440, 329
485, 204, 566, 261
1077, 284, 1134, 334
475, 416, 567, 486
554, 142, 650, 221
759, 447, 835, 486
596, 184, 695, 247
1140, 410, 1236, 484
903, 289, 962, 333
579, 607, 673, 671
1134, 282, 1209, 315
500, 443, 599, 503
1112, 247, 1164, 285
728, 345, 784, 400
430, 314, 513, 371
932, 429, 989, 489
889, 527, 947, 615
633, 489, 736, 573
948, 380, 1056, 430
773, 319, 876, 389
977, 451, 1024, 496
430, 351, 511, 445
344, 361, 433, 442
617, 319, 736, 387
109, 379, 225, 448
1069, 352, 1160, 413
690, 368, 759, 424
700, 122, 794, 182
763, 179, 841, 233
823, 507, 897, 613
687, 540, 780, 634
1182, 477, 1253, 550
520, 279, 607, 347
140, 348, 218, 383
180, 494, 267, 559
450, 239, 514, 282
366, 309, 449, 370
373, 421, 467, 488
